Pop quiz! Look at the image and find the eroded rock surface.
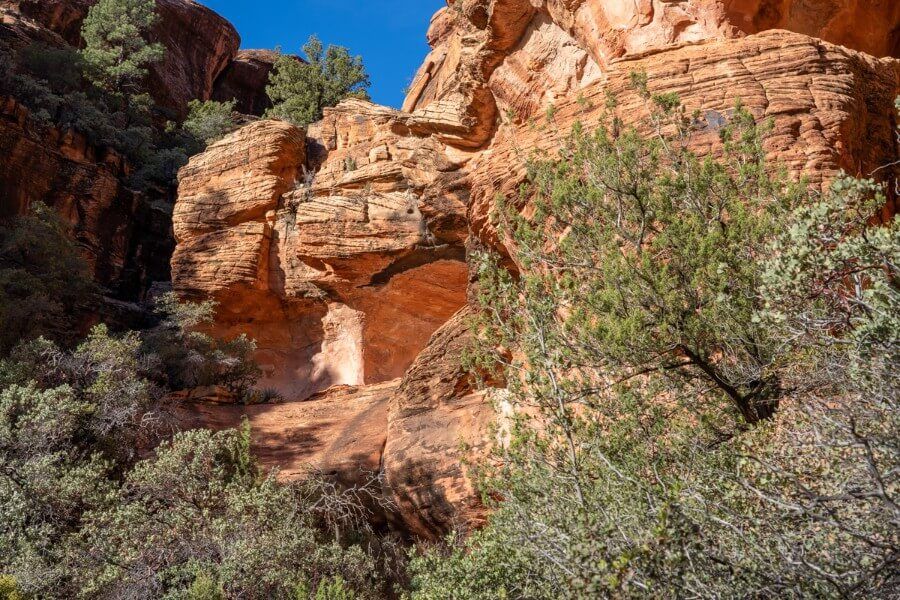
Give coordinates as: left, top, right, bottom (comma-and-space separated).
172, 103, 470, 400
178, 381, 397, 483
384, 307, 494, 538
165, 0, 900, 538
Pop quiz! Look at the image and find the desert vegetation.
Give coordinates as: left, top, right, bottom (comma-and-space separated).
265, 34, 371, 127
404, 90, 899, 599
1, 0, 897, 597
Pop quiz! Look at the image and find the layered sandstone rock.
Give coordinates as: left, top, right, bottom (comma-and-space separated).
172, 102, 470, 400
0, 96, 133, 284
468, 29, 900, 242
170, 0, 899, 539
384, 307, 495, 538
0, 96, 174, 293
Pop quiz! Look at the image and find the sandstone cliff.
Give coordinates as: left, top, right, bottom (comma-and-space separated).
170, 0, 898, 539
0, 0, 247, 295
2, 0, 241, 116
1, 0, 895, 540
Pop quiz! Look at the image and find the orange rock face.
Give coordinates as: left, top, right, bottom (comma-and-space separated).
178, 381, 397, 484
166, 0, 899, 539
724, 0, 900, 58
384, 307, 494, 538
172, 102, 469, 401
0, 96, 137, 285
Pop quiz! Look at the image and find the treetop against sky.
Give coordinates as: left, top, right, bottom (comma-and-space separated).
201, 0, 444, 108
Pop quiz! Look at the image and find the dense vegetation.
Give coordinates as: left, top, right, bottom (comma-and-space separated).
266, 35, 371, 127
1, 0, 896, 596
406, 89, 899, 598
0, 204, 395, 599
0, 0, 238, 189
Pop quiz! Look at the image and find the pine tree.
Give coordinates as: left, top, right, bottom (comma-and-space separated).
265, 35, 370, 127
80, 0, 164, 100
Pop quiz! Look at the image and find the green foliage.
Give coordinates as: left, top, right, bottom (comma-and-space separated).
182, 99, 237, 150
407, 93, 900, 598
475, 94, 803, 427
0, 575, 23, 600
313, 575, 356, 600
80, 0, 164, 101
0, 328, 384, 598
142, 292, 261, 400
0, 39, 156, 173
185, 572, 225, 600
0, 381, 117, 595
266, 36, 370, 126
76, 427, 378, 599
0, 202, 95, 353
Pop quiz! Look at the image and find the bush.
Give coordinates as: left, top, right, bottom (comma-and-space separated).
142, 292, 261, 399
75, 426, 381, 599
0, 202, 95, 353
182, 99, 237, 150
1, 335, 385, 598
266, 36, 370, 127
407, 92, 900, 598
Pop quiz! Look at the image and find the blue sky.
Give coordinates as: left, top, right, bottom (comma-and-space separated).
201, 0, 445, 108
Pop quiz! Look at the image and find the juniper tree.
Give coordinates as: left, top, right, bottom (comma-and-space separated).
407, 94, 900, 599
266, 35, 370, 127
80, 0, 164, 103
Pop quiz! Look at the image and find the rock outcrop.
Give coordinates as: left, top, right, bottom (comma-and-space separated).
384, 306, 494, 538
173, 101, 470, 401
110, 0, 900, 538
178, 381, 397, 484
212, 49, 300, 116
1, 0, 241, 116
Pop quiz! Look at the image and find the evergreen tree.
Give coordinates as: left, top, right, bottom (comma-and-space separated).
266, 35, 370, 127
80, 0, 164, 101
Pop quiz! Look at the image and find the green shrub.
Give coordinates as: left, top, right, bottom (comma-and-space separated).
266, 35, 370, 126
182, 99, 237, 150
407, 92, 900, 599
142, 292, 261, 399
0, 202, 95, 353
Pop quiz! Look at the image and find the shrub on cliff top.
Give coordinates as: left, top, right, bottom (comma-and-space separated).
266, 35, 370, 127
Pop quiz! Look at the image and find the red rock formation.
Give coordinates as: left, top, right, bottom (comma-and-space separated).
725, 0, 900, 58
384, 307, 495, 538
212, 49, 304, 116
0, 96, 135, 285
165, 0, 900, 539
1, 0, 241, 116
172, 104, 470, 400
467, 29, 900, 243
178, 381, 397, 483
